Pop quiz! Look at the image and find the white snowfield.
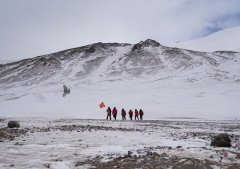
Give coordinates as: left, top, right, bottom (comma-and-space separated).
0, 39, 240, 120
173, 26, 240, 52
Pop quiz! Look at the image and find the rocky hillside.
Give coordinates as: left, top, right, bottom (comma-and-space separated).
0, 39, 239, 88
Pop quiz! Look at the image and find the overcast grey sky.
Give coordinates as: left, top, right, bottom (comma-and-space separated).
0, 0, 240, 62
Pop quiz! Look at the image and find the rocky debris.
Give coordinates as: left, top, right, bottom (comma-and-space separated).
146, 151, 153, 156
211, 133, 231, 147
30, 127, 51, 133
0, 128, 28, 141
214, 51, 238, 55
76, 152, 240, 169
7, 121, 20, 128
43, 163, 51, 168
176, 146, 182, 149
0, 130, 14, 140
86, 42, 130, 53
36, 56, 61, 68
132, 39, 161, 51
86, 42, 106, 53
127, 151, 133, 156
52, 124, 143, 132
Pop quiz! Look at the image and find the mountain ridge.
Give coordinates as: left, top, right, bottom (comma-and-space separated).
0, 39, 239, 88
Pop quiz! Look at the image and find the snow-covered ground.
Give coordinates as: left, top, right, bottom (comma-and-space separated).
1, 50, 240, 120
172, 26, 240, 52
1, 76, 240, 120
0, 118, 239, 169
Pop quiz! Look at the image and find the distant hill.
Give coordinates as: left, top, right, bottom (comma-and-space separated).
173, 26, 240, 52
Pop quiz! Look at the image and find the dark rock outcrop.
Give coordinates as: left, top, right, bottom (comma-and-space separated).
132, 39, 161, 51
7, 121, 20, 128
211, 133, 231, 147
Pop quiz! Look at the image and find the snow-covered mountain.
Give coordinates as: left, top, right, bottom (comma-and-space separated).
0, 39, 240, 120
0, 39, 238, 86
173, 26, 240, 52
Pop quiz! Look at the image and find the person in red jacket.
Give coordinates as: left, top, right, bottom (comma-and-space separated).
112, 107, 117, 120
129, 109, 133, 120
135, 109, 139, 120
106, 107, 111, 120
139, 109, 144, 120
121, 108, 126, 120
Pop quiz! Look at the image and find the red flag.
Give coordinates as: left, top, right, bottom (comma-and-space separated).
99, 102, 105, 108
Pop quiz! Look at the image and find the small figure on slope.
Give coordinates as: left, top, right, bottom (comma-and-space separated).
63, 85, 70, 97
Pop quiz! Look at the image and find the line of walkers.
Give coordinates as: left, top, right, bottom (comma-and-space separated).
106, 107, 144, 121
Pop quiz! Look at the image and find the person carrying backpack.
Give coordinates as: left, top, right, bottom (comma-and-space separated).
139, 109, 144, 120
106, 107, 111, 120
121, 108, 126, 120
129, 109, 133, 120
135, 109, 139, 120
112, 107, 117, 120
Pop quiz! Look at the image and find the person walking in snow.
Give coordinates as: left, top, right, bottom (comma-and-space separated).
121, 108, 126, 120
129, 109, 133, 120
106, 107, 111, 120
112, 107, 117, 120
135, 109, 139, 120
139, 109, 144, 120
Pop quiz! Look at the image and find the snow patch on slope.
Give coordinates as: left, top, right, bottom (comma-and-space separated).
173, 26, 240, 52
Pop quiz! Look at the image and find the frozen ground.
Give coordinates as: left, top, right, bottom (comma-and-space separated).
1, 77, 240, 120
0, 118, 240, 169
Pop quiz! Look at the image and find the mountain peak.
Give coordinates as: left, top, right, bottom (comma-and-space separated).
132, 39, 161, 51
86, 42, 131, 53
143, 39, 161, 46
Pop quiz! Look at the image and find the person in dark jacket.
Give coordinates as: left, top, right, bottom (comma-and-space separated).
121, 108, 126, 120
139, 109, 144, 120
112, 107, 117, 120
129, 109, 133, 120
135, 109, 139, 120
106, 107, 111, 120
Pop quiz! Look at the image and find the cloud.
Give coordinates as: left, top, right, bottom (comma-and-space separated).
0, 0, 240, 61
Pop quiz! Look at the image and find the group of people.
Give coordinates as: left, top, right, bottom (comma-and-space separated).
106, 107, 144, 121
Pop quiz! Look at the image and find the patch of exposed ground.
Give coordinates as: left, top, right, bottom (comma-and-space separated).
0, 128, 28, 141
76, 152, 240, 169
0, 119, 240, 169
